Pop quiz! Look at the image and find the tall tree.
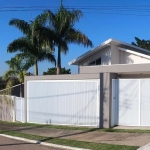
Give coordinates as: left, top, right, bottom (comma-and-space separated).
8, 17, 55, 75
43, 67, 71, 75
37, 4, 93, 74
8, 38, 56, 75
132, 37, 150, 50
3, 56, 30, 97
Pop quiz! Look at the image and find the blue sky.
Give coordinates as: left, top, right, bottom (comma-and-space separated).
1, 0, 150, 76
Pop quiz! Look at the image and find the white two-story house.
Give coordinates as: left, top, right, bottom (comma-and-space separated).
69, 38, 150, 75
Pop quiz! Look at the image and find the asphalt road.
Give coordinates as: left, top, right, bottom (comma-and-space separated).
0, 136, 63, 150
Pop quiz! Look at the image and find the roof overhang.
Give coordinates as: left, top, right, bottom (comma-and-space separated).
69, 38, 150, 65
68, 38, 112, 65
118, 47, 150, 60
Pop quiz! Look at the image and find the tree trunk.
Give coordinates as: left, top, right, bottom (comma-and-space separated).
34, 59, 38, 75
57, 45, 61, 75
20, 83, 22, 97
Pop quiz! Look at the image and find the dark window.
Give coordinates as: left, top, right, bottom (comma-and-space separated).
89, 61, 95, 66
96, 58, 101, 65
89, 58, 101, 66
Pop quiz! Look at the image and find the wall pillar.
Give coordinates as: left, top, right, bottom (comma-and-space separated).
99, 72, 117, 128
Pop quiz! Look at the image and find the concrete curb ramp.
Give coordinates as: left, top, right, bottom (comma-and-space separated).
0, 134, 90, 150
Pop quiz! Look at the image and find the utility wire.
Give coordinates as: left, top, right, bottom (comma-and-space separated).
2, 5, 150, 9
1, 5, 150, 16
1, 5, 150, 10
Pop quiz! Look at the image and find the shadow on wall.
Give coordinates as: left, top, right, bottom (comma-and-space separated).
27, 81, 99, 126
112, 80, 139, 126
99, 73, 109, 128
125, 57, 134, 64
27, 89, 98, 125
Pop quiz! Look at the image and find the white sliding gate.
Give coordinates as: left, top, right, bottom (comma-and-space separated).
112, 79, 150, 126
27, 80, 100, 127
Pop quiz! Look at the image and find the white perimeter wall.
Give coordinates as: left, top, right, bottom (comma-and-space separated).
15, 97, 25, 123
27, 80, 100, 127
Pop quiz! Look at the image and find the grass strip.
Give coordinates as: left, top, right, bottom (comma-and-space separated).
1, 120, 150, 133
0, 120, 91, 131
0, 130, 138, 150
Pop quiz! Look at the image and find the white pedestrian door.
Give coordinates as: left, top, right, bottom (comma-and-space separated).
112, 79, 150, 126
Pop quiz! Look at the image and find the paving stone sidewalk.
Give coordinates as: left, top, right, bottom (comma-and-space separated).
0, 123, 150, 147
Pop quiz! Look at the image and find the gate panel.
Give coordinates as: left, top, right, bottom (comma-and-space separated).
112, 79, 150, 126
27, 80, 99, 126
15, 97, 25, 122
140, 79, 150, 126
118, 80, 139, 126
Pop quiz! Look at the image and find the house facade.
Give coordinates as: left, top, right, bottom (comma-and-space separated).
69, 38, 150, 73
23, 39, 150, 128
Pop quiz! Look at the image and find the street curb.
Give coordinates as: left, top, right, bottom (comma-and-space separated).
0, 134, 90, 150
137, 143, 150, 150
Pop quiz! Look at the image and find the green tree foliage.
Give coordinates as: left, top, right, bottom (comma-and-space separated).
8, 17, 56, 75
43, 67, 71, 75
0, 77, 7, 90
3, 56, 29, 97
132, 37, 150, 50
37, 4, 93, 74
3, 57, 28, 82
0, 77, 19, 90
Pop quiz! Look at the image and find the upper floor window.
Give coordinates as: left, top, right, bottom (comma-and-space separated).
89, 58, 101, 66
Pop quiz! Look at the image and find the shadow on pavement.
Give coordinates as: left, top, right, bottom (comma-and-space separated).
0, 143, 34, 146
39, 128, 99, 142
0, 123, 103, 143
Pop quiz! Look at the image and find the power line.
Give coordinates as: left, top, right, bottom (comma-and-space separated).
1, 5, 150, 16
1, 5, 150, 9
2, 5, 150, 9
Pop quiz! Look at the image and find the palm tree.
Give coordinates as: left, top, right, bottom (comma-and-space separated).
3, 56, 30, 97
8, 37, 56, 75
8, 17, 55, 75
36, 4, 93, 74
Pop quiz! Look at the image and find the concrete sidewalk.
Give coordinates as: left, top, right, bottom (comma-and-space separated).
0, 123, 150, 147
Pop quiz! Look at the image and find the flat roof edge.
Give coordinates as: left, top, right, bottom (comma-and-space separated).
79, 63, 150, 74
24, 73, 100, 81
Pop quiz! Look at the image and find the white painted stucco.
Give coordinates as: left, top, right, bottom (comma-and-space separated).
111, 43, 120, 64
120, 50, 150, 64
77, 43, 150, 67
78, 46, 111, 66
69, 38, 150, 66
